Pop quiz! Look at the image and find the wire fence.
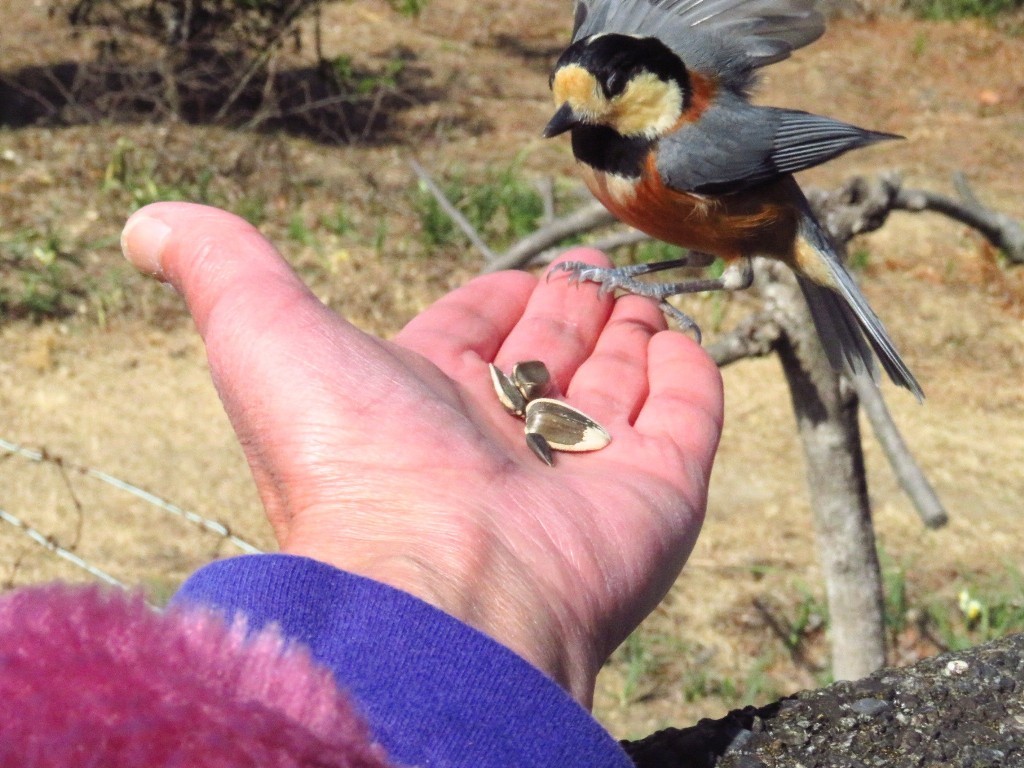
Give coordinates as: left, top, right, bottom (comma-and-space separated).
0, 436, 262, 591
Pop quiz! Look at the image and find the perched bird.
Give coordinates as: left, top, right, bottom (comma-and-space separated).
543, 0, 923, 400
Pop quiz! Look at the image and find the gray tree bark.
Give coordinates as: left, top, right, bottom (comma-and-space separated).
756, 260, 887, 680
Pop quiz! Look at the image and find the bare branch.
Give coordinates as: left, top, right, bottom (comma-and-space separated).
535, 177, 555, 225
804, 171, 1024, 264
893, 177, 1024, 264
851, 376, 948, 529
804, 172, 903, 243
485, 200, 615, 272
502, 171, 1024, 275
409, 159, 498, 263
803, 179, 951, 531
952, 170, 984, 210
525, 230, 653, 269
705, 309, 782, 367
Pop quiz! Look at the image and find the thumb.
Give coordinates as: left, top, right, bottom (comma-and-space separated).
120, 202, 320, 339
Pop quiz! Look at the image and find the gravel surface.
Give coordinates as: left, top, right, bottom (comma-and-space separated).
624, 632, 1024, 767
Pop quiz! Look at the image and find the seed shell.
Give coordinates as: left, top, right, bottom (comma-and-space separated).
511, 360, 551, 402
489, 363, 527, 417
524, 398, 611, 453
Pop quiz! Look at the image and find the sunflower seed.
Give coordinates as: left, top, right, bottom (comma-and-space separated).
489, 363, 528, 417
525, 432, 554, 466
511, 360, 551, 402
524, 398, 611, 452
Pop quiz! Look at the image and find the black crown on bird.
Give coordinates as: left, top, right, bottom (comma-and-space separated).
551, 34, 691, 105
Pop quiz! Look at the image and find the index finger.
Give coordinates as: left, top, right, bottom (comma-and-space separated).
395, 269, 538, 367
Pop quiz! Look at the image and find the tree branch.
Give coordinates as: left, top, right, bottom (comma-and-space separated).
705, 310, 782, 367
850, 375, 948, 529
893, 173, 1024, 264
495, 172, 1024, 272
409, 159, 498, 263
484, 200, 615, 272
804, 171, 1024, 264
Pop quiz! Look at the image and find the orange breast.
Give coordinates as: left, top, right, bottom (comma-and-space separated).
580, 154, 800, 263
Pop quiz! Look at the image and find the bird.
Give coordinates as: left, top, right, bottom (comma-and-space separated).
542, 0, 924, 400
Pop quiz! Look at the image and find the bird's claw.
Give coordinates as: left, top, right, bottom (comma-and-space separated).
659, 302, 703, 344
548, 261, 607, 287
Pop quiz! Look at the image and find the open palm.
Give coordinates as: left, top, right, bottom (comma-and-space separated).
122, 202, 723, 705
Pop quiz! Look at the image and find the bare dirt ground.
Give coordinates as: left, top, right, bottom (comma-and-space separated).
1, 0, 1023, 738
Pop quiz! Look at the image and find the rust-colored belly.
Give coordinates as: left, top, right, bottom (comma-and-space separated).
580, 155, 800, 263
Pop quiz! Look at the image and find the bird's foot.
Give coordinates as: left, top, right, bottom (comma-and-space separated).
548, 256, 754, 342
548, 261, 660, 298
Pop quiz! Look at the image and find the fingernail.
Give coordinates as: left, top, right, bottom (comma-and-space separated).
121, 213, 171, 278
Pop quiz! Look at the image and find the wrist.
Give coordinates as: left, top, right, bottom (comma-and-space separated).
282, 528, 602, 706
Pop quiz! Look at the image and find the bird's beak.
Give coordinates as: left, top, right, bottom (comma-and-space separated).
542, 102, 581, 138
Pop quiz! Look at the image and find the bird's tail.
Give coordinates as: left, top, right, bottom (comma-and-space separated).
794, 209, 924, 401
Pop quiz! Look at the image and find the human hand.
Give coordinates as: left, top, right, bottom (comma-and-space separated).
121, 202, 723, 706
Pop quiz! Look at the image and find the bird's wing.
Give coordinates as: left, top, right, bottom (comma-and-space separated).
656, 102, 901, 194
571, 0, 824, 70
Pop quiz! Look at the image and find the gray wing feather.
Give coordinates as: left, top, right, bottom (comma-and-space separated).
572, 0, 823, 73
657, 99, 900, 194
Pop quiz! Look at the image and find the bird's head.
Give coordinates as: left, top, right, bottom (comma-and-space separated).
544, 33, 691, 141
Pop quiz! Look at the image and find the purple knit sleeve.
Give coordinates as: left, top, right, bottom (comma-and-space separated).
173, 554, 633, 768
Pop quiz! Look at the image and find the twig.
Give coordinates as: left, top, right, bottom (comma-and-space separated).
893, 178, 1024, 264
952, 170, 984, 210
502, 172, 1024, 271
0, 506, 127, 589
485, 200, 615, 272
804, 171, 1024, 264
851, 376, 948, 529
0, 437, 262, 555
805, 172, 903, 243
527, 229, 653, 268
586, 229, 652, 254
211, 0, 311, 123
535, 177, 555, 225
409, 159, 499, 263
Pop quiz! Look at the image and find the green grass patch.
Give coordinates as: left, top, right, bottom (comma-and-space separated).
0, 227, 84, 320
101, 138, 268, 225
412, 163, 545, 251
